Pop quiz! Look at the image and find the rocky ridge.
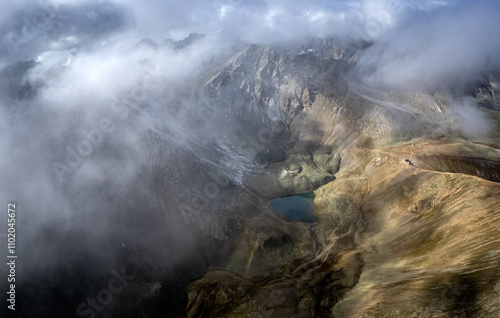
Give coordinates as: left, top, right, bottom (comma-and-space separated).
177, 38, 500, 318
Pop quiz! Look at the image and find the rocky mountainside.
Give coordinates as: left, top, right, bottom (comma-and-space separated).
92, 37, 500, 317
173, 39, 500, 317
3, 36, 499, 318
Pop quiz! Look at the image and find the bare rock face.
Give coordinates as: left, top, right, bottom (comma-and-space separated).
477, 72, 500, 111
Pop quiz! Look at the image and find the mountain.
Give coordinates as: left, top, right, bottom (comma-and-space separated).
80, 36, 500, 317
179, 38, 500, 317
3, 36, 499, 318
163, 33, 206, 50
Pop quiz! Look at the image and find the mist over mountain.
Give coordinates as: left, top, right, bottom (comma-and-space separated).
1, 1, 500, 317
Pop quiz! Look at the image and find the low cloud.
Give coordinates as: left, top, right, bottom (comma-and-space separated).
443, 96, 495, 139
0, 0, 499, 315
1, 0, 498, 277
354, 0, 500, 92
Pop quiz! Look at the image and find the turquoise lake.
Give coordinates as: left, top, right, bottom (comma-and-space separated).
269, 193, 316, 223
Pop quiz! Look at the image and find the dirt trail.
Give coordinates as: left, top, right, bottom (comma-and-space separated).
357, 144, 500, 187
313, 148, 372, 266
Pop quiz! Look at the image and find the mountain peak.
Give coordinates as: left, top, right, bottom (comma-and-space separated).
163, 33, 205, 50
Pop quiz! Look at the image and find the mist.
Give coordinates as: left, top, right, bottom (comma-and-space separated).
355, 0, 500, 93
1, 0, 499, 316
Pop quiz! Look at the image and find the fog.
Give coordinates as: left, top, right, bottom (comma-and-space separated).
355, 0, 500, 92
0, 0, 499, 316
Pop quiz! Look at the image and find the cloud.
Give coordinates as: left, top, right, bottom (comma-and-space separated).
0, 7, 251, 304
1, 0, 498, 274
0, 0, 132, 62
446, 96, 495, 138
104, 0, 364, 43
0, 0, 499, 315
354, 0, 500, 92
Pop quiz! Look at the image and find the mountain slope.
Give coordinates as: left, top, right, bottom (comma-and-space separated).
181, 39, 500, 318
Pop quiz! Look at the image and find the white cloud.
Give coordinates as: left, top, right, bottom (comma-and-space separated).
352, 0, 500, 92
0, 3, 498, 310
